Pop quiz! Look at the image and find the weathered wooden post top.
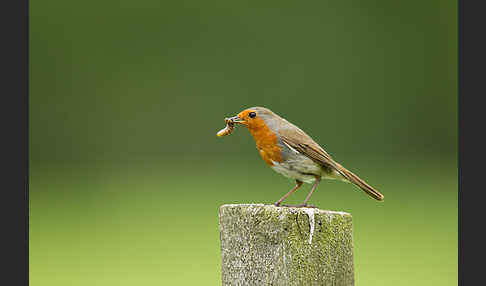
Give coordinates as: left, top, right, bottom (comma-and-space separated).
218, 204, 354, 286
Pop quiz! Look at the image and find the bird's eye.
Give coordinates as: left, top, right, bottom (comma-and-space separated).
249, 112, 256, 118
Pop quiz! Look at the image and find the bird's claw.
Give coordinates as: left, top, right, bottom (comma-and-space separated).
280, 203, 317, 208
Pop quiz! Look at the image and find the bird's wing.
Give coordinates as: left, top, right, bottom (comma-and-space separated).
277, 126, 340, 170
278, 124, 385, 201
278, 118, 384, 201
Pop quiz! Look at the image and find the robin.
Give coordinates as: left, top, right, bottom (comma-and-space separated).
217, 106, 384, 207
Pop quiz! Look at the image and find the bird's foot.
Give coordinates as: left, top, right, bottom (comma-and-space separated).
281, 203, 317, 208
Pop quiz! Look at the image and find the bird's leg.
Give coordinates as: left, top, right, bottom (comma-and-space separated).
274, 180, 303, 207
296, 176, 321, 208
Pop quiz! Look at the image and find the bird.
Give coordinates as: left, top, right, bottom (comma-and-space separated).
218, 106, 384, 207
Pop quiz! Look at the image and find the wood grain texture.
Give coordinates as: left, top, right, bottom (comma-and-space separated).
219, 204, 354, 286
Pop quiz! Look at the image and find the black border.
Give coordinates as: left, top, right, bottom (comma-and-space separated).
459, 0, 484, 285
1, 0, 29, 285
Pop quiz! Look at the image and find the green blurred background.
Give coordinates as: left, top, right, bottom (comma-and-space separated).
30, 0, 457, 285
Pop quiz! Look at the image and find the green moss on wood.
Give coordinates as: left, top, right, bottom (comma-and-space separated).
219, 204, 354, 286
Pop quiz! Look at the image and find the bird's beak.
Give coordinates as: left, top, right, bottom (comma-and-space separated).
225, 115, 245, 125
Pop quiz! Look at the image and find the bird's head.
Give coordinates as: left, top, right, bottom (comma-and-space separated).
225, 107, 275, 131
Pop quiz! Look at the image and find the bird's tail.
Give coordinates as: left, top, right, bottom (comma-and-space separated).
334, 163, 384, 201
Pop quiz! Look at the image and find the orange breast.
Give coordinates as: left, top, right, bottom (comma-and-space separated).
247, 120, 282, 166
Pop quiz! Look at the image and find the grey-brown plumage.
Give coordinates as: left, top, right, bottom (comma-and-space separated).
224, 106, 384, 206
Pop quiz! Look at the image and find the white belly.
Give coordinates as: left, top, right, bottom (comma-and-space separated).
270, 155, 323, 184
270, 155, 345, 184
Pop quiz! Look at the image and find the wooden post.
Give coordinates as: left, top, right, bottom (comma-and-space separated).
218, 204, 354, 286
